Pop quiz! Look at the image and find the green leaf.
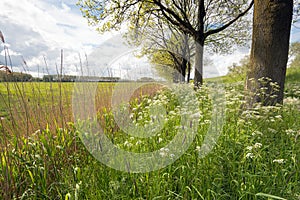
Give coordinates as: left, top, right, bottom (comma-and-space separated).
255, 193, 287, 200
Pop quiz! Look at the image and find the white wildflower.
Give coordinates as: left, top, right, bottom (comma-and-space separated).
253, 143, 262, 149
136, 140, 142, 145
168, 111, 176, 116
246, 146, 253, 151
191, 112, 201, 118
129, 113, 134, 119
252, 130, 263, 136
159, 151, 167, 157
273, 159, 285, 164
204, 120, 211, 124
270, 82, 279, 87
138, 115, 143, 121
268, 117, 275, 122
109, 181, 120, 190
285, 129, 296, 136
124, 141, 132, 147
268, 128, 277, 133
245, 153, 254, 159
238, 119, 246, 125
159, 148, 169, 157
245, 121, 252, 126
284, 97, 299, 105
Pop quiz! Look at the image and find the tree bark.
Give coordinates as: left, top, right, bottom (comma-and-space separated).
180, 34, 189, 83
246, 0, 293, 105
194, 37, 204, 87
187, 61, 191, 83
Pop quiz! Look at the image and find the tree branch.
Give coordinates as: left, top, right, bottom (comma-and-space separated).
152, 0, 196, 35
204, 0, 253, 38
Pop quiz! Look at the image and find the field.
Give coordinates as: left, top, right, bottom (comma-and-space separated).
0, 68, 300, 199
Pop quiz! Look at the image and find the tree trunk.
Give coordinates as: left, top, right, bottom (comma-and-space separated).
178, 34, 189, 83
180, 58, 187, 82
187, 36, 191, 83
194, 38, 204, 87
187, 61, 191, 83
170, 52, 182, 83
246, 0, 293, 105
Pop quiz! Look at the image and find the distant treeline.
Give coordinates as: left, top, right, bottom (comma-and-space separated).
0, 72, 158, 83
0, 72, 121, 82
0, 71, 34, 82
43, 75, 121, 82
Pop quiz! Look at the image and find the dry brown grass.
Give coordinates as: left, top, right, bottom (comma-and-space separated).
0, 81, 164, 139
0, 82, 72, 137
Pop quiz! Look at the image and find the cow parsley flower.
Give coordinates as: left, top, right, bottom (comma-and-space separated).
159, 147, 169, 157
253, 143, 262, 149
285, 129, 296, 136
252, 130, 263, 136
273, 159, 285, 164
158, 138, 163, 143
246, 146, 253, 151
124, 141, 132, 147
245, 153, 254, 159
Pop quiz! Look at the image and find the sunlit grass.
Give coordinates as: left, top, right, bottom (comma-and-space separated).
0, 68, 299, 199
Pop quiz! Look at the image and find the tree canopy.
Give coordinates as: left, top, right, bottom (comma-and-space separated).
78, 0, 254, 85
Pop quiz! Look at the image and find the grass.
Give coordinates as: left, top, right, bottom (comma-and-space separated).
0, 66, 299, 199
0, 82, 74, 136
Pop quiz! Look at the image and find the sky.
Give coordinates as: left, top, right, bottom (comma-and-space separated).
0, 0, 300, 79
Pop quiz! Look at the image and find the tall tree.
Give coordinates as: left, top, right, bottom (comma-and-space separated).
126, 17, 194, 83
78, 0, 253, 86
246, 0, 293, 106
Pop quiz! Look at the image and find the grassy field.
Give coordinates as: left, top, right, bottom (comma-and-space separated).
0, 67, 299, 199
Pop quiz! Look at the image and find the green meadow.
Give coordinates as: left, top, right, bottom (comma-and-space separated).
0, 66, 299, 199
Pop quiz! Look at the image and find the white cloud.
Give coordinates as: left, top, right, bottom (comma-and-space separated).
0, 0, 105, 75
61, 2, 72, 12
0, 0, 299, 78
206, 47, 250, 77
0, 49, 21, 56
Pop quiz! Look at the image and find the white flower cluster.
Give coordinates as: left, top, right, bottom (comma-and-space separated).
251, 130, 263, 136
284, 97, 300, 105
159, 147, 169, 157
245, 143, 263, 159
124, 140, 133, 148
245, 153, 254, 159
246, 143, 262, 151
272, 159, 285, 164
285, 129, 297, 136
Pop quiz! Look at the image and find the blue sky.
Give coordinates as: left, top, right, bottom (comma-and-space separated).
0, 0, 299, 79
0, 0, 110, 77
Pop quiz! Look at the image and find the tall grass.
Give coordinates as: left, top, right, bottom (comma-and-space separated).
0, 78, 299, 199
0, 31, 299, 199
